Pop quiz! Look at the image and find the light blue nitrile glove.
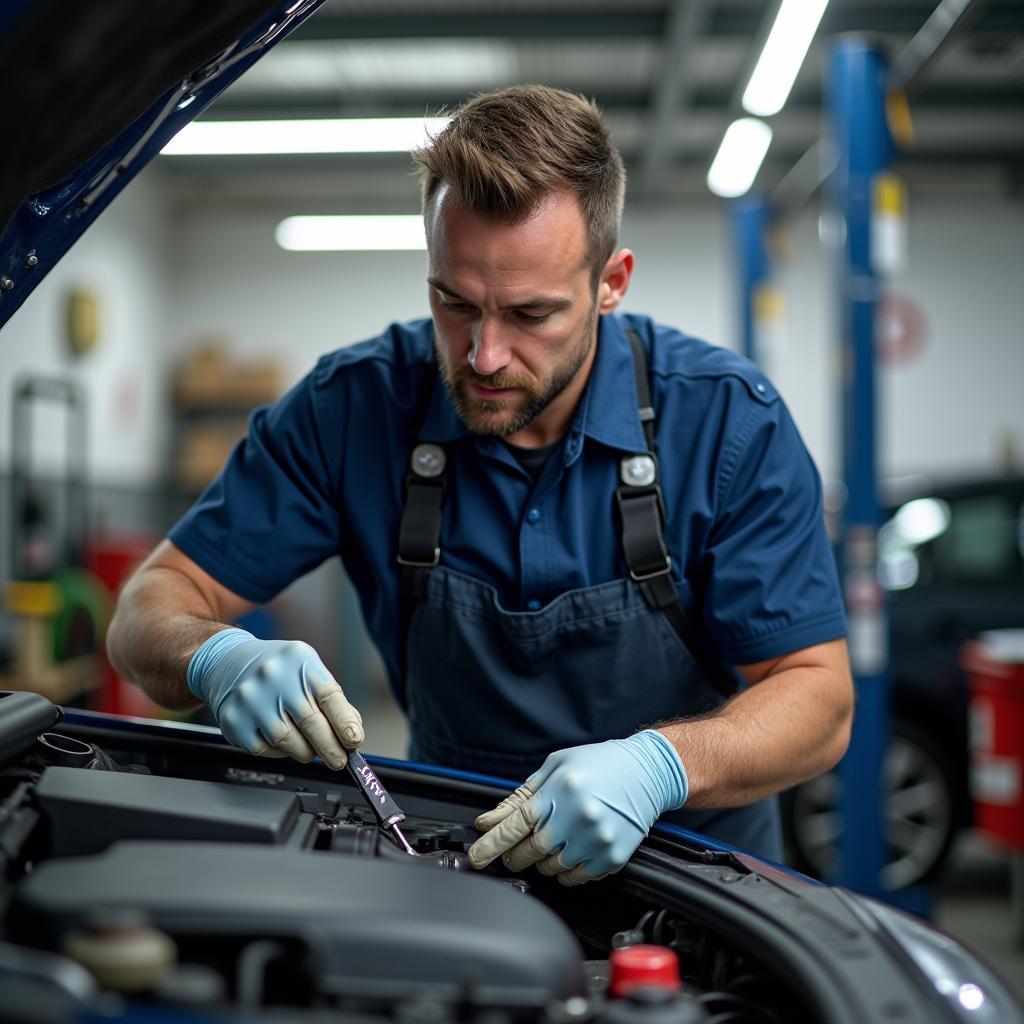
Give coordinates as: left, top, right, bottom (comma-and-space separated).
187, 628, 364, 769
467, 730, 688, 886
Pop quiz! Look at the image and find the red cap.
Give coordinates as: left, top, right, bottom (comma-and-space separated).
609, 944, 681, 997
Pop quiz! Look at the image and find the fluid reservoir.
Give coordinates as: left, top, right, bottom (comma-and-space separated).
609, 945, 680, 998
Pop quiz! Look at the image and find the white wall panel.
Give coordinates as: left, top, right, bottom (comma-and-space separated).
5, 173, 1020, 495
1, 173, 170, 487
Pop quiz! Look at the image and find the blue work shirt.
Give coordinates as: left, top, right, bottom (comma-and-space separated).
169, 313, 847, 698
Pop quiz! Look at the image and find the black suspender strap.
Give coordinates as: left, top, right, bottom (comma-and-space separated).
396, 363, 447, 684
620, 329, 738, 699
394, 335, 737, 701
630, 327, 657, 452
397, 472, 444, 568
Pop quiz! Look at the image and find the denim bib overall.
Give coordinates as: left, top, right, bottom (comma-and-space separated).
397, 335, 782, 861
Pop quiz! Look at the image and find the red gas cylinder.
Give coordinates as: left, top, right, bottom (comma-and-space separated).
84, 535, 161, 717
609, 945, 681, 998
963, 630, 1024, 850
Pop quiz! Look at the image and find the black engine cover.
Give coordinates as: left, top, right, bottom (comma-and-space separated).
8, 841, 586, 1001
33, 766, 301, 856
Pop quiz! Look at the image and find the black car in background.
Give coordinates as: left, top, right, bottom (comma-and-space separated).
783, 475, 1024, 889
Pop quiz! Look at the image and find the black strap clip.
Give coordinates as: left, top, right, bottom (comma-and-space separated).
615, 454, 672, 585
397, 452, 447, 568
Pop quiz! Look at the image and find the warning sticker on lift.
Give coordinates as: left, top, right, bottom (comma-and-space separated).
970, 754, 1021, 806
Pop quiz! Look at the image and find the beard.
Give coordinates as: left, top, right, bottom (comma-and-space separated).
437, 304, 598, 437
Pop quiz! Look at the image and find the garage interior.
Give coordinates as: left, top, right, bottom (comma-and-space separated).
1, 0, 1023, 1007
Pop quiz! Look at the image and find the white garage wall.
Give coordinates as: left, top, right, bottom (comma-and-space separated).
0, 173, 170, 487
880, 198, 1024, 481
4, 168, 1021, 492
772, 196, 1024, 485
162, 200, 733, 386
165, 206, 430, 385
166, 189, 1024, 486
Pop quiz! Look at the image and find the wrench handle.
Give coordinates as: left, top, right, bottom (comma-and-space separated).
346, 749, 406, 828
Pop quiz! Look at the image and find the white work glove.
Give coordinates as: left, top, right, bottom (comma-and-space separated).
467, 730, 688, 886
187, 627, 364, 769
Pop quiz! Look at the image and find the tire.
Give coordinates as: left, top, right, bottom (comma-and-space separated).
781, 719, 960, 889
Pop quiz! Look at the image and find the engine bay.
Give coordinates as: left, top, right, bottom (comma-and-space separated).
0, 692, 902, 1023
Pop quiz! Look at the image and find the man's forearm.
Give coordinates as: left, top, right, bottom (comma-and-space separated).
107, 567, 232, 710
656, 661, 853, 809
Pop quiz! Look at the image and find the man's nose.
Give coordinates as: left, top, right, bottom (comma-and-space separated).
468, 319, 511, 377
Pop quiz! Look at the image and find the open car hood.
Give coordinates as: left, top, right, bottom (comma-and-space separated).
0, 0, 323, 329
2, 692, 1023, 1024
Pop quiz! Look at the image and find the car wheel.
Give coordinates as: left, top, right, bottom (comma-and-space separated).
781, 719, 959, 889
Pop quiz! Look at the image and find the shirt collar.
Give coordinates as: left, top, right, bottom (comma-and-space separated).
574, 313, 649, 453
417, 313, 648, 453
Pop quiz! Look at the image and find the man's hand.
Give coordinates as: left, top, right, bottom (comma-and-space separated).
467, 731, 688, 886
187, 628, 364, 769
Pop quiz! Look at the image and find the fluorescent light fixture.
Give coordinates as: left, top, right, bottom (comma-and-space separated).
707, 119, 773, 198
276, 215, 426, 252
162, 117, 450, 156
742, 0, 830, 117
234, 40, 517, 92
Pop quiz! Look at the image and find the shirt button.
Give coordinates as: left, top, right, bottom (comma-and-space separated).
755, 383, 766, 394
526, 599, 542, 611
526, 507, 542, 524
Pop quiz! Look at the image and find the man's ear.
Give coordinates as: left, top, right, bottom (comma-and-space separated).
596, 249, 635, 314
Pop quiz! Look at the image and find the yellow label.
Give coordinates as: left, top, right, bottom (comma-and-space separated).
65, 287, 100, 357
6, 580, 61, 616
873, 172, 906, 218
886, 88, 915, 149
754, 284, 785, 325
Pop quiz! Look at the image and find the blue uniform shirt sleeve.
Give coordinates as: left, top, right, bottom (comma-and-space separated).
702, 394, 847, 665
168, 369, 342, 604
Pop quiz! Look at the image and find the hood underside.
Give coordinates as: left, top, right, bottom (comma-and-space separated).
0, 0, 322, 328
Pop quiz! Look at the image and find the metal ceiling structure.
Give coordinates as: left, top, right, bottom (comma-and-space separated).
161, 0, 1024, 205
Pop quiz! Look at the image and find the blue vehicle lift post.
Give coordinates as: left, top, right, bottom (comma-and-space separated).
828, 37, 898, 902
731, 192, 771, 366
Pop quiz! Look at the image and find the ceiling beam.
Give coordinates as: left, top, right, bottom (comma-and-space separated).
290, 10, 665, 41
893, 0, 988, 93
157, 147, 1024, 187
288, 2, 1023, 43
637, 0, 710, 193
204, 85, 1024, 122
206, 87, 654, 118
704, 0, 1022, 37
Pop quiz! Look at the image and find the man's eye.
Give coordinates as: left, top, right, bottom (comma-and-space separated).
515, 311, 551, 324
441, 301, 475, 314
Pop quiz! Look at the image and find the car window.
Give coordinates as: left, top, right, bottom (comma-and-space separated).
930, 493, 1024, 584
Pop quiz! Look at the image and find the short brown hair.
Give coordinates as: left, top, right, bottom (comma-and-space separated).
412, 85, 626, 278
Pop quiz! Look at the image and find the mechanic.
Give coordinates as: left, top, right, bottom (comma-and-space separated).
107, 84, 853, 885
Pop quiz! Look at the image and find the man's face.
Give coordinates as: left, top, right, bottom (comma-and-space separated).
426, 188, 601, 442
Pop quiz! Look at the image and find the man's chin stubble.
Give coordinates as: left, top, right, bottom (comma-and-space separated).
458, 392, 536, 437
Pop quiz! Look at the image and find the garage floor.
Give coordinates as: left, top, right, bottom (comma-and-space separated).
358, 687, 1024, 1001
936, 833, 1024, 1000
